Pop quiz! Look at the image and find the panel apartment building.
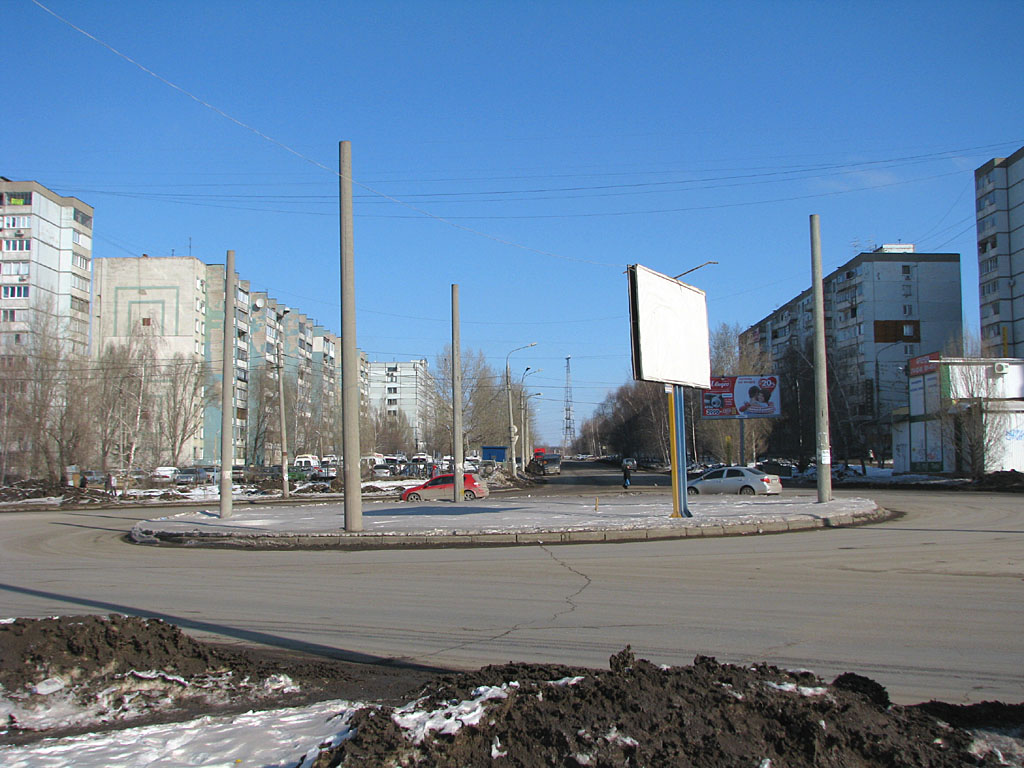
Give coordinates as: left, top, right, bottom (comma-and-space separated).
975, 145, 1024, 357
366, 359, 432, 453
92, 255, 251, 466
741, 246, 962, 450
0, 179, 93, 354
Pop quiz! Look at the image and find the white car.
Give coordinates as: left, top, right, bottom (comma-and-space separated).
687, 466, 782, 496
150, 466, 178, 482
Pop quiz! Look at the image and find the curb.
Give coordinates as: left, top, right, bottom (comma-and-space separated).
130, 506, 893, 551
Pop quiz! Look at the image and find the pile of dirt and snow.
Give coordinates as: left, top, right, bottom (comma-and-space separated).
0, 615, 432, 742
311, 646, 1023, 767
2, 618, 1022, 766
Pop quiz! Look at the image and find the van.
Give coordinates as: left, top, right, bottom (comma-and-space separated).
293, 454, 320, 469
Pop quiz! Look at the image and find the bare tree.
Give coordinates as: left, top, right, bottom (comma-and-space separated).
942, 359, 1010, 479
159, 353, 219, 466
426, 346, 505, 455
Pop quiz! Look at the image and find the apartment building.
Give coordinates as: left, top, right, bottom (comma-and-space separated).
367, 359, 432, 452
975, 146, 1024, 357
741, 246, 962, 453
0, 179, 93, 354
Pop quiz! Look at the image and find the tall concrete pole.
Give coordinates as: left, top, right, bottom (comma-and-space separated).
452, 284, 464, 502
219, 250, 236, 518
277, 335, 290, 499
810, 215, 833, 502
340, 141, 362, 531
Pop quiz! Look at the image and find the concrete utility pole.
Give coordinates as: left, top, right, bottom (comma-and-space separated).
276, 308, 290, 499
810, 215, 833, 502
505, 343, 536, 475
340, 141, 362, 531
452, 284, 464, 502
219, 250, 236, 519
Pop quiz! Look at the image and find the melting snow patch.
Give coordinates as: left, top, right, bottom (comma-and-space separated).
32, 678, 66, 696
546, 676, 586, 687
764, 681, 828, 697
604, 725, 638, 748
392, 684, 512, 744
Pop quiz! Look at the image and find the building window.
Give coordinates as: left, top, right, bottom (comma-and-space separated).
981, 279, 999, 297
1, 261, 29, 276
902, 284, 912, 297
1, 310, 18, 322
2, 286, 28, 298
3, 239, 31, 251
72, 253, 90, 270
3, 216, 30, 228
73, 208, 92, 227
902, 304, 913, 316
71, 274, 89, 292
3, 192, 31, 206
141, 317, 151, 326
980, 256, 998, 274
387, 386, 398, 394
70, 296, 89, 313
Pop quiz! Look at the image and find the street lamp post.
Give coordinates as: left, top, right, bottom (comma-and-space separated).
522, 391, 542, 466
518, 367, 542, 470
505, 343, 536, 474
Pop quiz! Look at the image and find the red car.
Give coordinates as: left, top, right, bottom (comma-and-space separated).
401, 473, 489, 502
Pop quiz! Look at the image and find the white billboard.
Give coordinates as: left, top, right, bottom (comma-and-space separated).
627, 264, 710, 389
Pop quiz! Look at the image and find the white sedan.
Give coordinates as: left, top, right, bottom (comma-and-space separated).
687, 466, 782, 496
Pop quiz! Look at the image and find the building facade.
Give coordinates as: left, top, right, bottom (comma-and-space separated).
975, 146, 1024, 357
742, 246, 962, 456
0, 179, 93, 354
366, 359, 432, 453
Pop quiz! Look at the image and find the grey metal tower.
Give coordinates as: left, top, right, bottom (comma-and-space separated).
562, 356, 576, 455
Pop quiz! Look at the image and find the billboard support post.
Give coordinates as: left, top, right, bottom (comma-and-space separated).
673, 384, 692, 517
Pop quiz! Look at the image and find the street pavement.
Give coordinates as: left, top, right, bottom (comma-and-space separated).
130, 491, 885, 548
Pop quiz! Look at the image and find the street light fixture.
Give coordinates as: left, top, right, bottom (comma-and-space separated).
522, 391, 542, 466
518, 368, 542, 467
505, 343, 536, 474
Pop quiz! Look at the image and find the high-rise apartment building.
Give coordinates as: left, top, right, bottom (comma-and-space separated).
367, 359, 432, 452
0, 179, 93, 354
742, 246, 962, 456
92, 255, 247, 466
975, 146, 1024, 357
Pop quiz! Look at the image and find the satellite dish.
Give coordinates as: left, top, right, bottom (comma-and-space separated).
252, 298, 264, 311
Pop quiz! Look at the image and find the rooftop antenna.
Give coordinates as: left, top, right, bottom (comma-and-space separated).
562, 356, 576, 455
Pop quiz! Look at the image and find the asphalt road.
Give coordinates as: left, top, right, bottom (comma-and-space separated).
1, 464, 1021, 705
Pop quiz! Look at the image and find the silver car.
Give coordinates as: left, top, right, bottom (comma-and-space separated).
687, 466, 782, 496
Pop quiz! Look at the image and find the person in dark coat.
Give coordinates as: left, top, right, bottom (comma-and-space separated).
622, 464, 631, 488
79, 473, 88, 489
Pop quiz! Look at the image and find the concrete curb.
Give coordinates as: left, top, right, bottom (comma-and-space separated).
130, 506, 893, 550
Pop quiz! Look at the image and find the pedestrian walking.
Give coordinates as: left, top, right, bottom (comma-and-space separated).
110, 474, 118, 498
622, 464, 631, 489
78, 473, 88, 489
104, 473, 113, 495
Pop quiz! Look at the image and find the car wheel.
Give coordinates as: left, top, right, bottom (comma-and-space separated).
739, 486, 755, 495
686, 486, 699, 496
406, 492, 421, 502
463, 490, 476, 501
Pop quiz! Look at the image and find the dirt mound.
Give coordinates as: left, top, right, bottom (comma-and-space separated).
313, 647, 1022, 767
0, 615, 433, 742
974, 470, 1024, 491
3, 618, 1022, 765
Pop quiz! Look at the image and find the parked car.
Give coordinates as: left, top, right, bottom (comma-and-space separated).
687, 466, 782, 496
371, 464, 394, 479
197, 466, 222, 483
402, 473, 489, 502
621, 457, 638, 470
151, 466, 178, 482
127, 469, 149, 483
174, 467, 209, 485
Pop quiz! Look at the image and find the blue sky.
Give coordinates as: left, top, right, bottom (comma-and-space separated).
8, 0, 1024, 443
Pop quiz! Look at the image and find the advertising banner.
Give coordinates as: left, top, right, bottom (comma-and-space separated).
701, 375, 781, 419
